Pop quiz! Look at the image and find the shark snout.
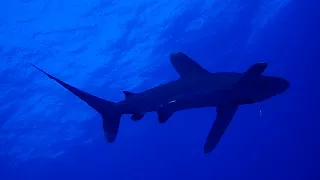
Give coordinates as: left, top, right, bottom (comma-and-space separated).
277, 78, 290, 94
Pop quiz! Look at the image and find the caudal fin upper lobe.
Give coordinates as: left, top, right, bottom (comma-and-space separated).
31, 64, 122, 143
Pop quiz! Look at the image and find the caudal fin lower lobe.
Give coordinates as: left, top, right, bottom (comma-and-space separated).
31, 64, 122, 142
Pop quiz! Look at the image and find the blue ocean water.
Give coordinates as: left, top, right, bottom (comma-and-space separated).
1, 0, 318, 179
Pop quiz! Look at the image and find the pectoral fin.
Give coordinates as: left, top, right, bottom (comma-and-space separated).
204, 104, 238, 153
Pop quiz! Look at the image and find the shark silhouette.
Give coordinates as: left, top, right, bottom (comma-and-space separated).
157, 57, 290, 153
31, 52, 289, 153
31, 52, 216, 143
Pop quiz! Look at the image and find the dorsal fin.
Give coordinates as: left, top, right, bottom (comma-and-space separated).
123, 91, 136, 100
170, 52, 210, 78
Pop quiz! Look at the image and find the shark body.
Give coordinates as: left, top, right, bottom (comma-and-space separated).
32, 52, 289, 153
157, 60, 290, 153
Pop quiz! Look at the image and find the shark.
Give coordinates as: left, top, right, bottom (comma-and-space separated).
31, 52, 289, 153
157, 60, 290, 153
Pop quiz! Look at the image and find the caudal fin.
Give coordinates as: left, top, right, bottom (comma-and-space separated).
31, 64, 122, 142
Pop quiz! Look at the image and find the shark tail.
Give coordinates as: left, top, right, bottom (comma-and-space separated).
31, 64, 122, 143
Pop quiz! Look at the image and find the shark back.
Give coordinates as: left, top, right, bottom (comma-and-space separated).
118, 52, 215, 118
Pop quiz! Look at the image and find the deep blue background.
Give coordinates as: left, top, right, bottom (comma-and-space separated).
1, 0, 319, 179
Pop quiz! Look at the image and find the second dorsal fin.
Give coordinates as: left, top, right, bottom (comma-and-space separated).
123, 91, 136, 100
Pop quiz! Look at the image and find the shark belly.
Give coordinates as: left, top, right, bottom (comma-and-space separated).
120, 77, 220, 116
